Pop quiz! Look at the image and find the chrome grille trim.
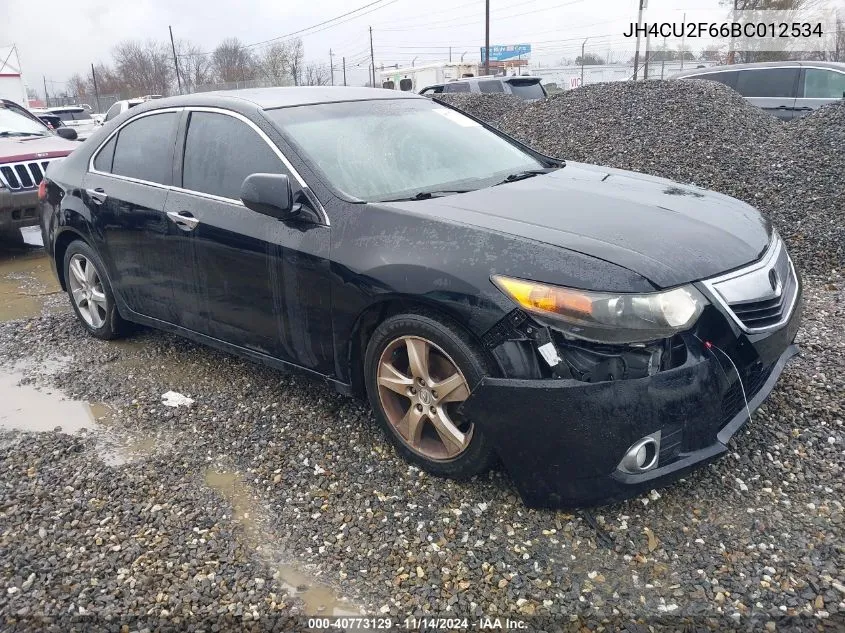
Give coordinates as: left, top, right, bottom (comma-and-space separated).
701, 234, 799, 334
0, 159, 51, 191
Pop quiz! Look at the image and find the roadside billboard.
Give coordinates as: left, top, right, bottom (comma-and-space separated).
480, 44, 532, 62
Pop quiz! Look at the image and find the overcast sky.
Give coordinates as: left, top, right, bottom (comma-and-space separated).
2, 0, 841, 95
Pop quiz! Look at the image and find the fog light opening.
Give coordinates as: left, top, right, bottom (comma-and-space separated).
618, 432, 661, 474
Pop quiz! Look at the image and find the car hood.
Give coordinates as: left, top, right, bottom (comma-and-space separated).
0, 135, 78, 163
381, 162, 771, 288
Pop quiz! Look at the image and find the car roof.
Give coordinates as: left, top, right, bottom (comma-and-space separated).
673, 60, 845, 78
47, 106, 85, 112
144, 86, 422, 110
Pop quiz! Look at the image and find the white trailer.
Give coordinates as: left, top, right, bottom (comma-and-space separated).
379, 62, 479, 93
0, 45, 28, 107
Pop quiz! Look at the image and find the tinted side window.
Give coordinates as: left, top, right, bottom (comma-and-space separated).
399, 78, 413, 91
104, 103, 121, 122
382, 80, 395, 89
93, 136, 117, 172
689, 71, 738, 90
478, 80, 504, 93
112, 112, 177, 185
735, 68, 798, 98
803, 68, 845, 98
182, 112, 284, 201
444, 82, 471, 93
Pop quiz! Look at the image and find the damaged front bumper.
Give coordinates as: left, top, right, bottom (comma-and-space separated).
462, 291, 802, 508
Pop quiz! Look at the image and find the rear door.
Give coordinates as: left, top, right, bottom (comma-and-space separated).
165, 108, 333, 371
734, 67, 800, 120
794, 67, 845, 116
84, 109, 199, 327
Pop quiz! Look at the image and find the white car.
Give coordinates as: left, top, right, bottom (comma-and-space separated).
102, 98, 146, 123
46, 106, 99, 141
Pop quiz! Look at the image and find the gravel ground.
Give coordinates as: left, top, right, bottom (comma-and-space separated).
1, 270, 843, 629
436, 81, 845, 275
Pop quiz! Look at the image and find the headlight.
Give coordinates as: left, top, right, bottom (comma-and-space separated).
492, 275, 707, 344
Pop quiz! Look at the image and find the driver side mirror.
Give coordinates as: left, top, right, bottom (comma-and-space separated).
56, 127, 78, 141
240, 173, 300, 220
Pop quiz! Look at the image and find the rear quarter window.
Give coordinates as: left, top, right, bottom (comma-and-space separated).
478, 80, 504, 93
506, 79, 545, 99
686, 70, 738, 90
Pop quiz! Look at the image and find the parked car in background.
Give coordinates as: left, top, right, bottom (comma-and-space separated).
101, 98, 146, 123
39, 87, 800, 507
47, 106, 99, 140
420, 75, 547, 100
673, 61, 845, 120
30, 109, 66, 131
0, 99, 77, 243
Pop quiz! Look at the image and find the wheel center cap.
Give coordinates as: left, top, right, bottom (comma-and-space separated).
418, 389, 432, 405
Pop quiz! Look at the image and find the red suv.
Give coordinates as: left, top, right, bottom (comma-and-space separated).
0, 99, 79, 243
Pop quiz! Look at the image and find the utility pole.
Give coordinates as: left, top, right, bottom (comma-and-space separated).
660, 36, 666, 79
484, 0, 490, 76
329, 49, 335, 86
680, 11, 686, 70
581, 38, 588, 87
633, 0, 645, 80
342, 56, 347, 86
43, 76, 49, 107
169, 26, 183, 94
369, 26, 376, 87
90, 63, 101, 112
449, 47, 452, 62
644, 32, 651, 80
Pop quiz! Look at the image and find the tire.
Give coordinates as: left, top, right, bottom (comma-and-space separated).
63, 240, 127, 340
364, 311, 497, 478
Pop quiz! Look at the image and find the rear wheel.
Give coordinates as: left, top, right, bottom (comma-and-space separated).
63, 240, 127, 340
364, 312, 497, 478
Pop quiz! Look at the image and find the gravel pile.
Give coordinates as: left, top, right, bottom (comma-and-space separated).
436, 80, 844, 275
434, 93, 522, 129
2, 271, 843, 627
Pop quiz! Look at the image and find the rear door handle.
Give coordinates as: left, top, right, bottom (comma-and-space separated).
166, 210, 200, 231
85, 188, 107, 205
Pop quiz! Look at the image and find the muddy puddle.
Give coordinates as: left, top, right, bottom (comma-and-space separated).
205, 469, 359, 616
0, 361, 155, 465
0, 243, 63, 322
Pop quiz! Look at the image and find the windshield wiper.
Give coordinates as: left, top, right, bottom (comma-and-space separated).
0, 131, 48, 138
378, 189, 473, 202
495, 168, 558, 185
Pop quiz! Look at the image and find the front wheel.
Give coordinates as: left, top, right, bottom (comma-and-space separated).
63, 240, 127, 340
364, 312, 497, 478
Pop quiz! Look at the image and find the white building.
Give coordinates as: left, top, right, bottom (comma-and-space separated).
0, 45, 28, 107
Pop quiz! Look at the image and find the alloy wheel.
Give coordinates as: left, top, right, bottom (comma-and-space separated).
376, 335, 473, 461
68, 253, 107, 329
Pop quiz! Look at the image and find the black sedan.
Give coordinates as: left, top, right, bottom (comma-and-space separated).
39, 87, 801, 507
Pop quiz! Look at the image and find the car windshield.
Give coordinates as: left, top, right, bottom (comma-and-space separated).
266, 98, 543, 202
0, 105, 50, 137
55, 110, 93, 121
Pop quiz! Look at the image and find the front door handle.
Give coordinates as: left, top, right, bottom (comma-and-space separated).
85, 188, 107, 205
166, 210, 200, 231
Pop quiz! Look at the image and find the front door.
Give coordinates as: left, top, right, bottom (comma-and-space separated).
84, 110, 200, 328
167, 109, 333, 373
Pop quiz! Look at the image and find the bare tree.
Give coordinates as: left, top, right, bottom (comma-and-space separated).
176, 40, 214, 92
303, 63, 330, 86
113, 40, 173, 96
287, 38, 305, 86
213, 38, 256, 83
260, 42, 292, 85
67, 73, 89, 101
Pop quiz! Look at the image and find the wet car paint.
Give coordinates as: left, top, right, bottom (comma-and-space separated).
39, 89, 800, 506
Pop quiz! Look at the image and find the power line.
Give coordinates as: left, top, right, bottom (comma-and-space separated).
179, 0, 399, 57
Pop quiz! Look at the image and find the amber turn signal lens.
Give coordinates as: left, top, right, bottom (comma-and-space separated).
492, 276, 593, 316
